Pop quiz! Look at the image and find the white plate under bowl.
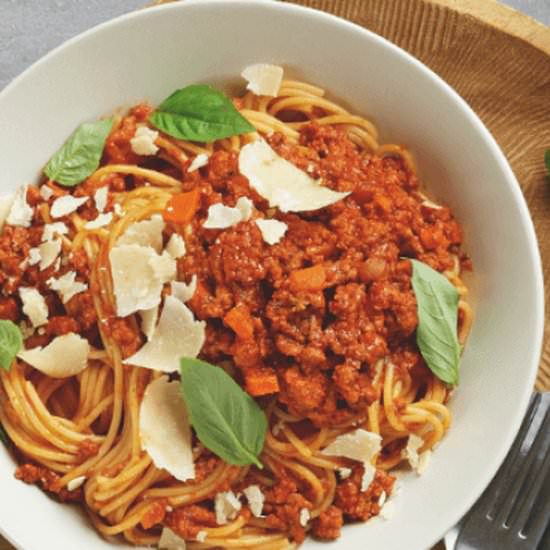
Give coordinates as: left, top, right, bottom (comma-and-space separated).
0, 1, 543, 549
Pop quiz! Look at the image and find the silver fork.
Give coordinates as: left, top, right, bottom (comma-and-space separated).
448, 393, 550, 550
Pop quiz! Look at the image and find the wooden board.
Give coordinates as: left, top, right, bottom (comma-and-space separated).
2, 1, 550, 549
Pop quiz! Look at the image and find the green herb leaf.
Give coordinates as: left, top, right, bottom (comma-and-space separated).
150, 85, 255, 143
44, 118, 114, 186
0, 320, 22, 372
410, 259, 461, 385
180, 357, 267, 468
0, 423, 9, 447
545, 149, 550, 177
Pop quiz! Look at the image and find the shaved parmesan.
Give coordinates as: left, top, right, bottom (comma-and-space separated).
241, 64, 284, 97
67, 476, 86, 491
85, 212, 113, 230
40, 186, 54, 201
116, 215, 165, 253
37, 239, 62, 270
378, 491, 387, 508
239, 140, 349, 212
94, 186, 108, 212
337, 467, 352, 480
47, 271, 88, 303
403, 434, 424, 471
0, 193, 15, 229
187, 153, 209, 172
236, 196, 254, 221
171, 276, 197, 303
19, 288, 48, 327
124, 296, 205, 372
165, 233, 186, 259
140, 377, 195, 482
299, 508, 310, 527
109, 244, 175, 317
6, 185, 33, 227
322, 429, 382, 464
139, 307, 158, 341
50, 195, 88, 218
17, 333, 89, 378
158, 527, 187, 550
27, 248, 41, 266
379, 500, 395, 520
416, 450, 431, 475
361, 462, 376, 492
215, 491, 242, 525
42, 222, 68, 242
131, 126, 159, 156
113, 203, 124, 217
196, 531, 207, 543
203, 203, 243, 229
243, 485, 265, 518
255, 219, 287, 245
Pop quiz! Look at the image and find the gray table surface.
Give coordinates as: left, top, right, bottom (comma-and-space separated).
0, 0, 549, 92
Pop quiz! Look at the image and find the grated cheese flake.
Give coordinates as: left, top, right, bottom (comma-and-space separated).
215, 491, 242, 525
37, 239, 62, 270
255, 219, 287, 245
321, 429, 382, 464
67, 476, 86, 491
337, 467, 352, 480
27, 248, 41, 266
378, 491, 387, 508
94, 186, 108, 212
196, 531, 207, 543
139, 306, 158, 341
42, 222, 69, 242
140, 377, 195, 482
109, 244, 175, 317
6, 185, 33, 227
416, 449, 432, 476
361, 462, 376, 492
130, 126, 159, 156
171, 275, 197, 303
17, 333, 89, 378
165, 233, 186, 259
18, 288, 48, 327
299, 508, 310, 527
236, 196, 254, 221
50, 195, 88, 218
203, 203, 243, 229
124, 296, 205, 372
158, 527, 187, 550
47, 271, 88, 303
187, 153, 209, 172
403, 434, 424, 471
85, 212, 113, 230
40, 186, 54, 201
239, 140, 349, 212
241, 64, 284, 97
243, 485, 265, 518
116, 215, 165, 253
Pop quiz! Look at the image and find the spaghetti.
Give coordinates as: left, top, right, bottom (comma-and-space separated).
0, 76, 472, 549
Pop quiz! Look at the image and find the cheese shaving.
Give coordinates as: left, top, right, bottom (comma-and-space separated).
17, 333, 90, 378
236, 196, 254, 221
187, 153, 209, 172
337, 467, 352, 480
40, 186, 54, 201
124, 296, 205, 372
196, 531, 207, 543
67, 476, 86, 491
42, 222, 68, 242
139, 307, 158, 341
255, 219, 287, 245
403, 434, 424, 471
6, 185, 33, 227
243, 485, 265, 518
37, 239, 62, 270
321, 429, 382, 463
416, 449, 432, 476
139, 377, 195, 482
171, 276, 197, 303
203, 197, 254, 229
50, 195, 88, 218
165, 234, 186, 259
241, 64, 284, 97
116, 215, 165, 253
94, 186, 108, 212
47, 271, 88, 303
215, 491, 242, 525
299, 508, 310, 527
27, 247, 41, 267
239, 140, 349, 212
19, 287, 48, 327
85, 212, 112, 230
361, 462, 376, 492
158, 527, 187, 550
130, 126, 159, 156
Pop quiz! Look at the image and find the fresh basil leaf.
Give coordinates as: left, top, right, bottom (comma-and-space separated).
44, 118, 114, 186
545, 149, 550, 177
0, 320, 22, 372
0, 423, 9, 447
180, 357, 267, 468
410, 259, 460, 385
150, 85, 255, 143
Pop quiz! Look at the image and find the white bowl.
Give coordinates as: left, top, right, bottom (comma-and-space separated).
0, 1, 543, 549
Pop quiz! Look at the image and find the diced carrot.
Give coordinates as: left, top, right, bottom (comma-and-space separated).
289, 264, 326, 291
163, 188, 201, 224
245, 369, 280, 396
223, 304, 255, 340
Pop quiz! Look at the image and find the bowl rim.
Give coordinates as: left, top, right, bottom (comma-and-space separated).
0, 1, 544, 549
